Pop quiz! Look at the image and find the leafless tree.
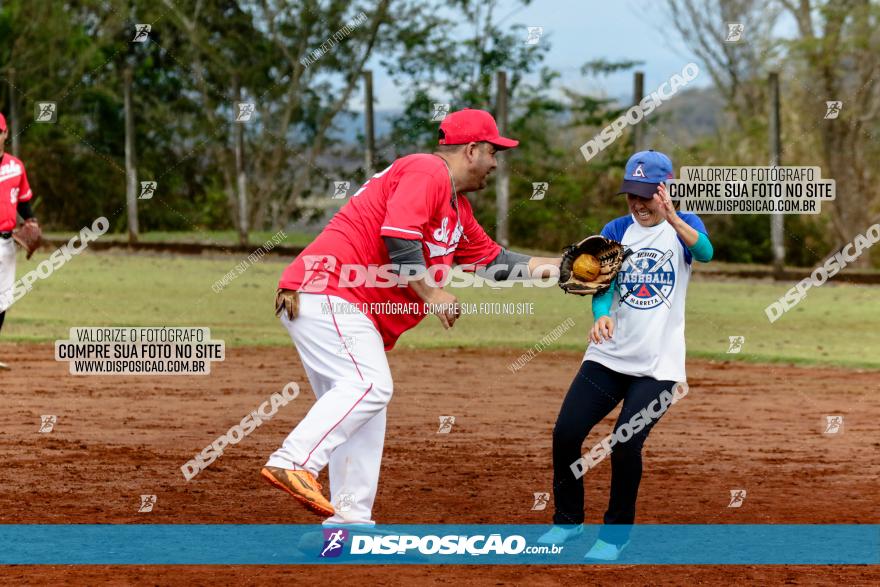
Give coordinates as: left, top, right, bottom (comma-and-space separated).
667, 0, 880, 265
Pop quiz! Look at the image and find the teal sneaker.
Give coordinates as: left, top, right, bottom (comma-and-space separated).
536, 524, 584, 545
584, 538, 630, 561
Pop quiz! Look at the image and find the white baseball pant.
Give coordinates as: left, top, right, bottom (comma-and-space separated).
266, 293, 393, 526
0, 238, 17, 312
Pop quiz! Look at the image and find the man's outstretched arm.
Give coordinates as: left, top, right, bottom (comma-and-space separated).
476, 249, 560, 280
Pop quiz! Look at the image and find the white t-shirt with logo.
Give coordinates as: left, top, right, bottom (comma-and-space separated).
584, 213, 707, 382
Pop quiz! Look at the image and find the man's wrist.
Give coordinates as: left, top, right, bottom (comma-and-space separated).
528, 256, 561, 278
408, 277, 438, 303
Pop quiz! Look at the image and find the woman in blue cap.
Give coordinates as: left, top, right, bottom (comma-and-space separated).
539, 150, 713, 560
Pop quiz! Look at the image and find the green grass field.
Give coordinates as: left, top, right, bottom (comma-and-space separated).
43, 229, 319, 248
4, 250, 878, 369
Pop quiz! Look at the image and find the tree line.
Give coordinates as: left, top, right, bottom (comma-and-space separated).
0, 0, 877, 267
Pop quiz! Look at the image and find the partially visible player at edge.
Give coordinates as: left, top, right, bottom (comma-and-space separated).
538, 150, 713, 560
0, 113, 39, 370
262, 108, 561, 525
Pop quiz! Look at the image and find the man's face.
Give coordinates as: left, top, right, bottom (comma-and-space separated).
465, 142, 498, 190
0, 129, 6, 154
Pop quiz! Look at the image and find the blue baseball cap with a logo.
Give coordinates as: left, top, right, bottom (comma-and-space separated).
618, 150, 674, 199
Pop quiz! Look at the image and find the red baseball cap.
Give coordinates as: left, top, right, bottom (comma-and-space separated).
0, 113, 6, 132
438, 108, 518, 150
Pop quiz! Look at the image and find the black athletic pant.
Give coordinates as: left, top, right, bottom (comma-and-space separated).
552, 360, 676, 545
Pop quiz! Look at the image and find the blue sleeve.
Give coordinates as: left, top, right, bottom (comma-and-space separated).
678, 213, 708, 235
592, 278, 615, 320
677, 213, 709, 264
601, 216, 633, 241
688, 231, 713, 263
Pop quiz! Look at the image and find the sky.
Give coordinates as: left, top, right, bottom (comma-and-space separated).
356, 0, 712, 111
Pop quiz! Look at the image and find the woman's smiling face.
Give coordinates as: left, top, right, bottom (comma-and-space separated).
627, 193, 663, 227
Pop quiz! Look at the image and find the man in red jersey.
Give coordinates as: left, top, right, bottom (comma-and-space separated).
0, 113, 39, 370
261, 109, 560, 524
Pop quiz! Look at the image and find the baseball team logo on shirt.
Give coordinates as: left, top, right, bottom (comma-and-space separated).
425, 216, 464, 258
0, 159, 23, 183
617, 248, 676, 309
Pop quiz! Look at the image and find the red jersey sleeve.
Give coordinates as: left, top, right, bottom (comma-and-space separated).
379, 171, 445, 240
453, 196, 501, 269
17, 166, 32, 202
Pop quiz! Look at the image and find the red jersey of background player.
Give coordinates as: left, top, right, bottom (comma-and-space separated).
279, 154, 501, 349
0, 152, 32, 232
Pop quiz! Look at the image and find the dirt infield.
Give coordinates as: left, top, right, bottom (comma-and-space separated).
1, 343, 878, 585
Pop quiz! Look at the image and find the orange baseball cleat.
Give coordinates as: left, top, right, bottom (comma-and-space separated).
261, 466, 335, 517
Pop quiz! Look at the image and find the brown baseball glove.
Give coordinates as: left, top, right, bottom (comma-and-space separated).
274, 289, 299, 320
13, 219, 42, 260
558, 235, 630, 296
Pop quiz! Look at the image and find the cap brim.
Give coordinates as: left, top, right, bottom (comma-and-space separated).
489, 136, 519, 150
618, 180, 659, 199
